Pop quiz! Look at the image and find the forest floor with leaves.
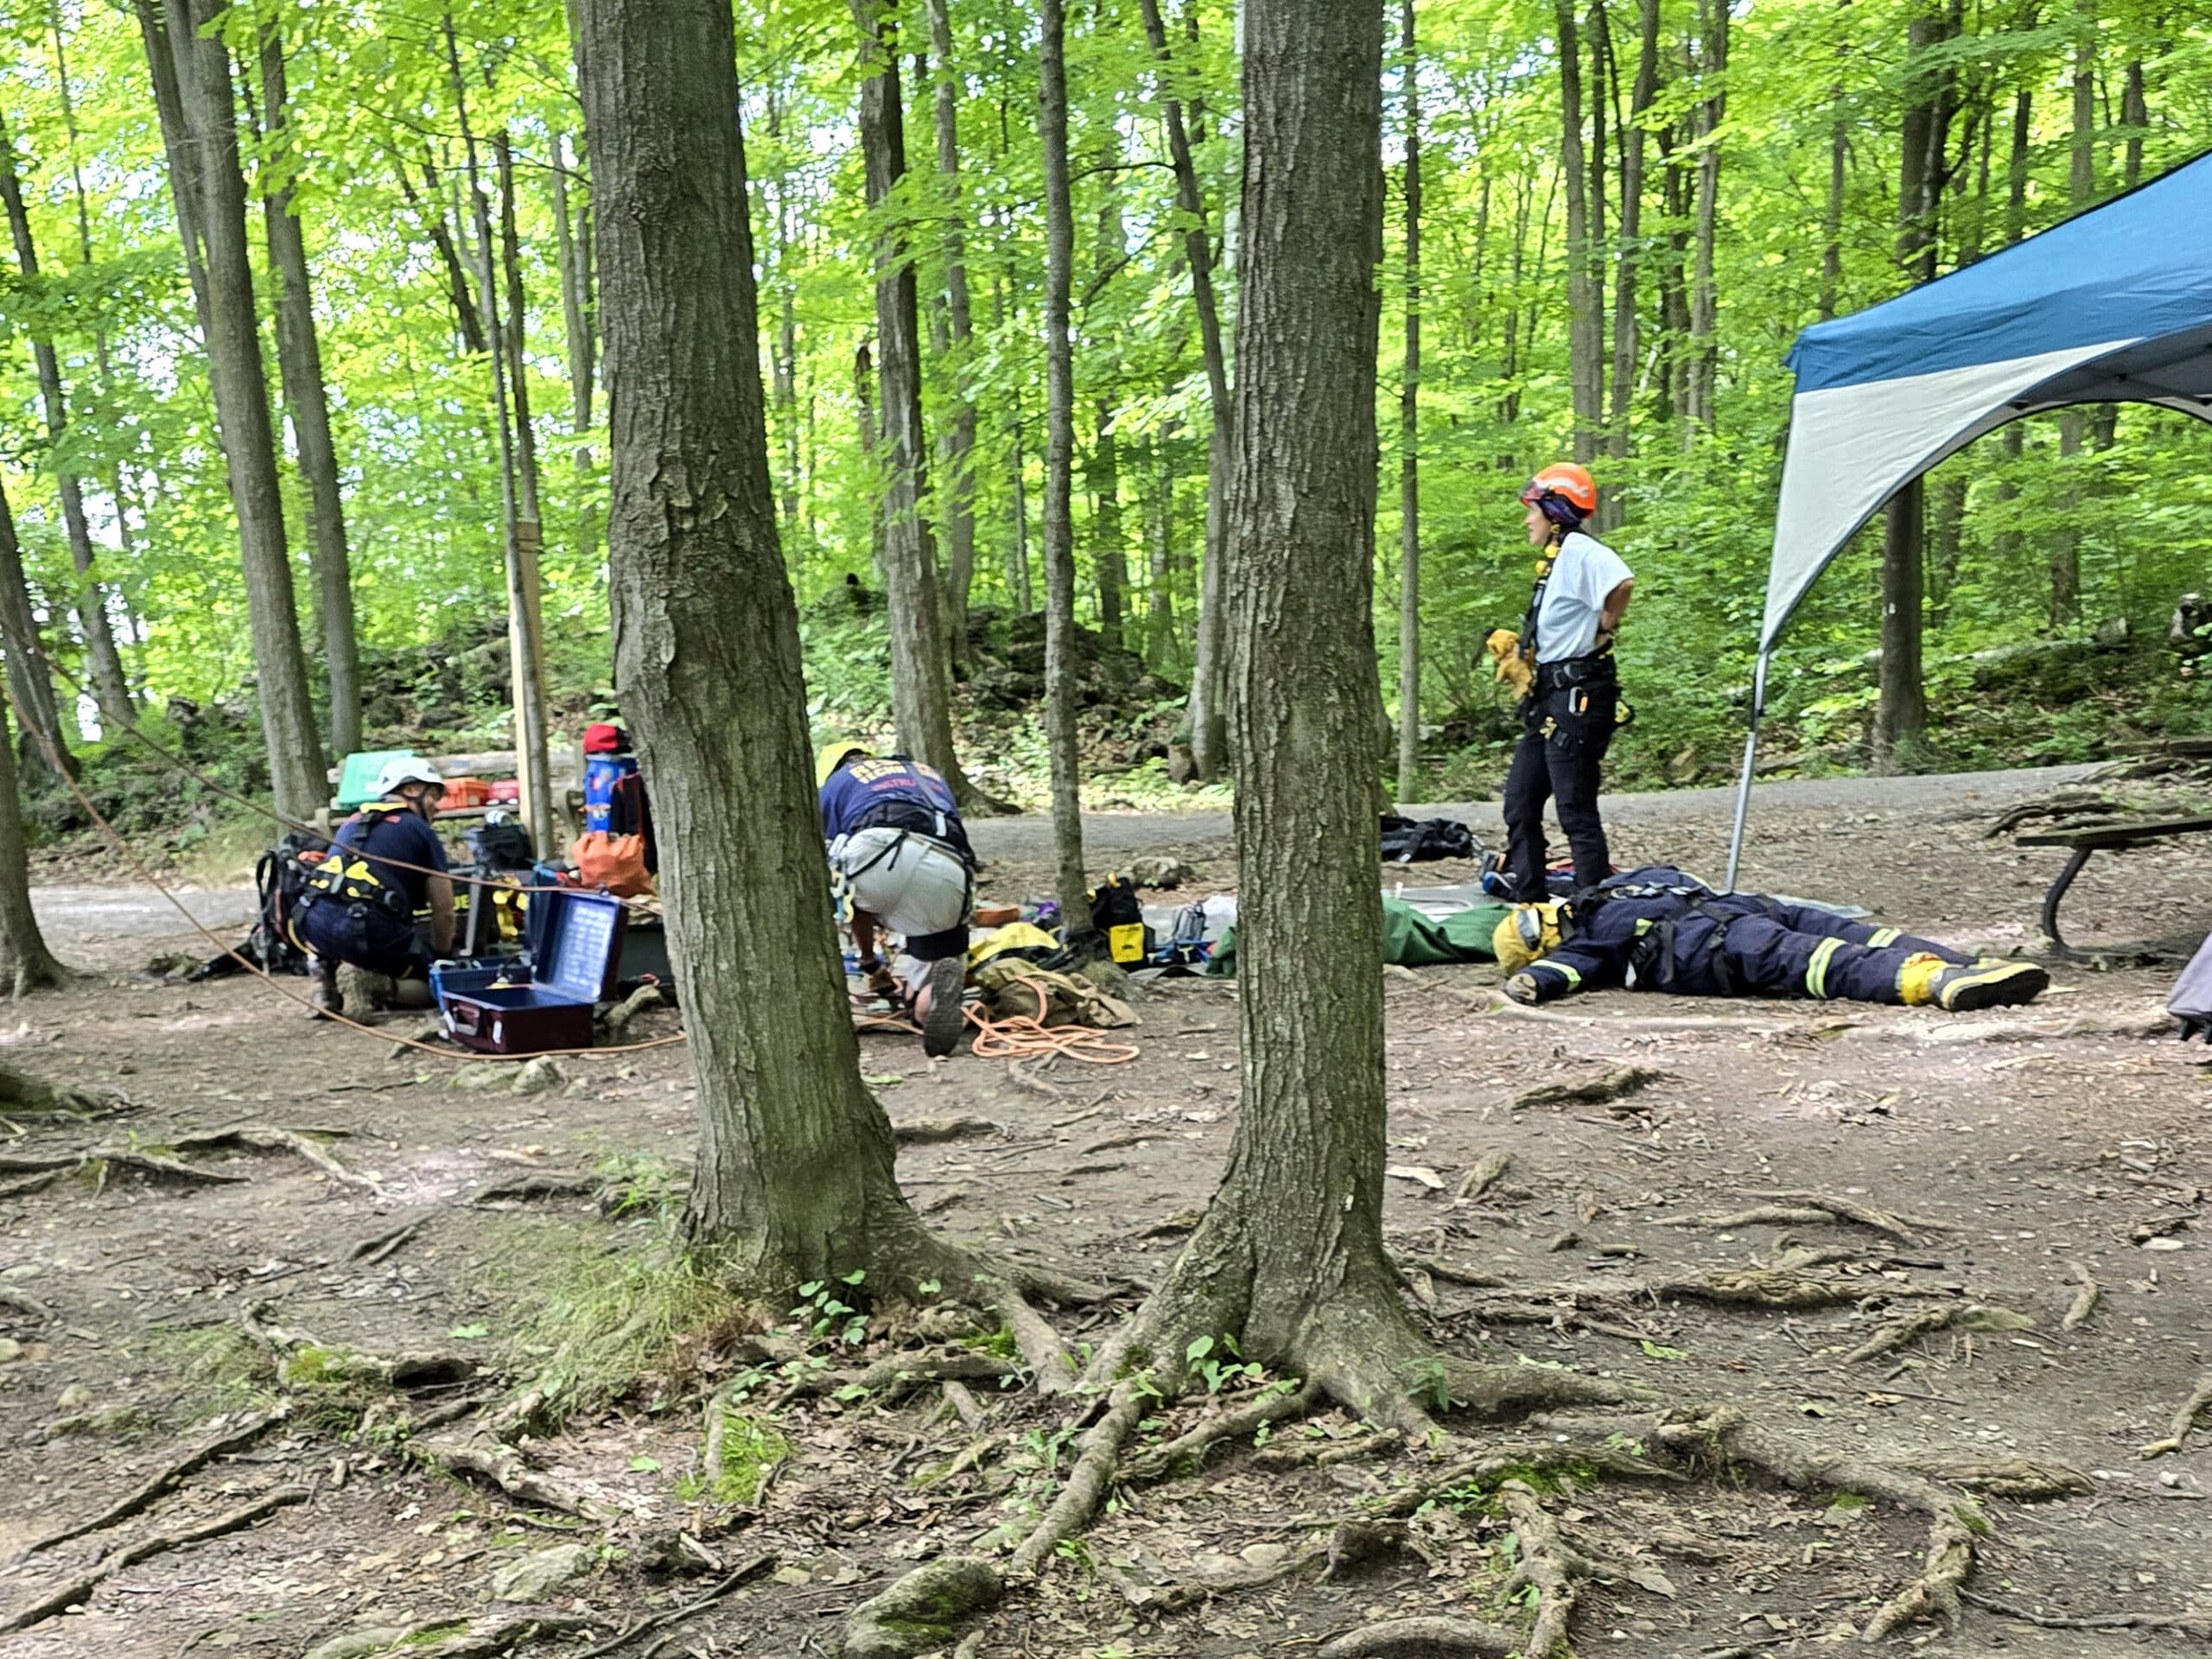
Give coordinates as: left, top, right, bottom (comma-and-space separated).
3, 766, 2210, 1659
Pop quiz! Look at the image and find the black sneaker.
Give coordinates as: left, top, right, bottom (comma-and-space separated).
920, 957, 967, 1058
1932, 959, 2050, 1012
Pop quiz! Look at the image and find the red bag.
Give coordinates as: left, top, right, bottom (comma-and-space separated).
571, 830, 655, 898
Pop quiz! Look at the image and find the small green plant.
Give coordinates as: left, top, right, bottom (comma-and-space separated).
1183, 1334, 1263, 1395
791, 1269, 869, 1347
674, 1408, 791, 1503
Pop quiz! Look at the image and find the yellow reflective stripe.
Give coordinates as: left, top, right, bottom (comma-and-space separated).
1867, 927, 1901, 947
1537, 962, 1582, 990
1806, 937, 1842, 999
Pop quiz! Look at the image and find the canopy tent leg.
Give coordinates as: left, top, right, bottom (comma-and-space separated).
1723, 650, 1770, 893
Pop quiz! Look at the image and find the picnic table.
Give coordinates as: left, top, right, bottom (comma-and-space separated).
2015, 812, 2212, 959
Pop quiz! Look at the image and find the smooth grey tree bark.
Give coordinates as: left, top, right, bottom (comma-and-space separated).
1554, 0, 1600, 463
1605, 0, 1658, 471
551, 131, 600, 569
150, 0, 326, 819
0, 467, 72, 785
0, 628, 69, 995
0, 106, 134, 729
925, 0, 980, 661
253, 28, 361, 758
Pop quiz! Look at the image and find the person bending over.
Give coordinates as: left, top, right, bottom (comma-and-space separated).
817, 742, 975, 1058
294, 757, 455, 1015
1492, 865, 2050, 1012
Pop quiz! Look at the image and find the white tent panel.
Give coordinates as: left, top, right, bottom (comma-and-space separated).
1760, 337, 2139, 652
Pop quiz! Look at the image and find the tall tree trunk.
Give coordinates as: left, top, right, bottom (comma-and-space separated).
1090, 403, 1127, 651
395, 154, 486, 354
151, 0, 325, 818
2050, 1, 2093, 622
551, 131, 601, 569
0, 620, 69, 995
445, 19, 554, 855
495, 135, 546, 530
253, 29, 361, 758
1993, 86, 2031, 569
1605, 0, 1657, 471
1686, 0, 1727, 435
0, 469, 71, 784
1395, 0, 1421, 798
1138, 0, 1230, 779
1116, 0, 1494, 1417
0, 108, 133, 730
1820, 78, 1847, 319
851, 0, 973, 801
1554, 0, 1600, 463
575, 0, 955, 1287
2120, 56, 2145, 184
1873, 4, 1948, 769
1146, 426, 1180, 672
1040, 0, 1092, 941
925, 0, 979, 661
855, 340, 887, 577
135, 0, 211, 326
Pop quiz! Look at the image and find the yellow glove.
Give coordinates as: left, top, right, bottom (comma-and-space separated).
1485, 628, 1535, 702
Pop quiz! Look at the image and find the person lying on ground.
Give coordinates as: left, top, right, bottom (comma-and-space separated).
1491, 864, 2049, 1012
817, 741, 975, 1058
293, 757, 455, 1015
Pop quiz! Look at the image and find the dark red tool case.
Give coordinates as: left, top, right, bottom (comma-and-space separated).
435, 888, 626, 1055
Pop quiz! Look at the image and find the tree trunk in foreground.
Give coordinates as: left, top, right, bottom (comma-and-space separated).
850, 0, 976, 804
1395, 0, 1421, 798
0, 107, 134, 730
1040, 0, 1092, 944
0, 467, 72, 785
0, 680, 69, 995
1116, 0, 1433, 1412
157, 0, 326, 820
577, 0, 948, 1284
256, 28, 362, 759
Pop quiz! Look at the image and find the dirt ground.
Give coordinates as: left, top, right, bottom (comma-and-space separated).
3, 763, 2210, 1659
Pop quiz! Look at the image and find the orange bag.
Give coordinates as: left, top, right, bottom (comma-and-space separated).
571, 831, 656, 898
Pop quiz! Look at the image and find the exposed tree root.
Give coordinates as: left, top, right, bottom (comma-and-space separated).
349, 1217, 428, 1266
1658, 1205, 1836, 1232
2062, 1262, 2099, 1331
0, 1145, 244, 1186
1008, 1377, 1147, 1577
1654, 1408, 1985, 1641
0, 1484, 310, 1633
166, 1123, 376, 1190
1123, 1380, 1324, 1484
842, 1554, 1003, 1659
1462, 988, 1796, 1033
1500, 1483, 1621, 1658
1107, 1534, 1332, 1614
893, 1116, 1002, 1145
1959, 1588, 2212, 1636
1455, 1149, 1511, 1201
1740, 1189, 1949, 1243
1368, 1438, 1684, 1520
569, 1553, 778, 1658
1914, 1458, 2092, 1499
1843, 1302, 2033, 1364
471, 1171, 600, 1205
1512, 1066, 1669, 1111
1534, 1269, 1938, 1315
0, 1061, 110, 1116
601, 982, 664, 1039
302, 1613, 594, 1659
1316, 1615, 1520, 1658
14, 1405, 288, 1559
780, 1344, 1021, 1409
1397, 1255, 1506, 1290
414, 1433, 611, 1520
1005, 1060, 1067, 1099
2139, 1372, 2212, 1459
987, 1285, 1077, 1395
0, 1168, 61, 1199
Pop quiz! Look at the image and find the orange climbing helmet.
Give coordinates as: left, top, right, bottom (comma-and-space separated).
1520, 461, 1597, 525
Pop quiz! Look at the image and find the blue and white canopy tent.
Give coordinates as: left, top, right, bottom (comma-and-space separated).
1725, 149, 2212, 889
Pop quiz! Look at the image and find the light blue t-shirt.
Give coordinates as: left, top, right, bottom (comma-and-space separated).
1534, 530, 1634, 663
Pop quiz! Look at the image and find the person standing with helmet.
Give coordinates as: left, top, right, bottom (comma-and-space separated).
292, 757, 456, 1014
1499, 462, 1633, 901
817, 743, 975, 1058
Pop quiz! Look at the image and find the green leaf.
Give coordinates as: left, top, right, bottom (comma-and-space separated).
1638, 1339, 1688, 1359
628, 1456, 662, 1472
448, 1323, 490, 1340
1185, 1335, 1214, 1363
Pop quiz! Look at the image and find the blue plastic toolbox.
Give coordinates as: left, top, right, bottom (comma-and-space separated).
435, 888, 626, 1054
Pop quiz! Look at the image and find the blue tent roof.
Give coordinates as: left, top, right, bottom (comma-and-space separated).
1787, 149, 2212, 396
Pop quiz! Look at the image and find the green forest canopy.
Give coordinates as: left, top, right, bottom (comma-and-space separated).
0, 0, 2207, 806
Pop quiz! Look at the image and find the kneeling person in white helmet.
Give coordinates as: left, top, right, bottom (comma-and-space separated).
817, 744, 974, 1058
1493, 865, 2049, 1013
293, 758, 456, 1014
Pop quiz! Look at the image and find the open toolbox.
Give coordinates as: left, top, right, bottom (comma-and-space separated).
434, 887, 626, 1054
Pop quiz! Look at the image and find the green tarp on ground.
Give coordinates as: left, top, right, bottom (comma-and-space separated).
1206, 897, 1510, 977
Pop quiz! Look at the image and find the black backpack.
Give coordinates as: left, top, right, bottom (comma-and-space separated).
1379, 814, 1480, 864
193, 832, 321, 980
